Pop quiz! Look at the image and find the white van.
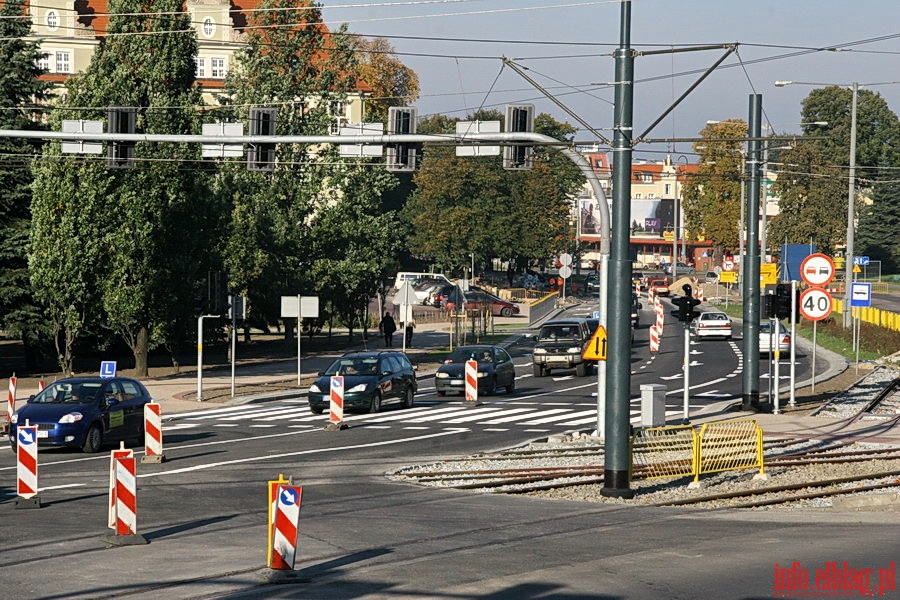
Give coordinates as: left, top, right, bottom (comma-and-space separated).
393, 272, 450, 290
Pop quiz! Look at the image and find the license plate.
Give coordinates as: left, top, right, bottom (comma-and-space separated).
450, 380, 463, 385
37, 430, 49, 438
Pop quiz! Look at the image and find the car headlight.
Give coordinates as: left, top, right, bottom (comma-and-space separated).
477, 372, 488, 378
10, 413, 18, 424
309, 384, 321, 393
567, 347, 581, 354
435, 372, 450, 379
348, 383, 368, 393
58, 412, 83, 424
533, 348, 547, 354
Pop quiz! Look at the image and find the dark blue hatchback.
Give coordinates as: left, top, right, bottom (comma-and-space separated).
8, 377, 153, 453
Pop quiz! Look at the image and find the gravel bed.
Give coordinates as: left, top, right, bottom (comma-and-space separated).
812, 366, 899, 419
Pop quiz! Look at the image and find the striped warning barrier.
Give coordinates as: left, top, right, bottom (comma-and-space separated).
329, 376, 344, 425
37, 379, 45, 393
696, 286, 704, 303
16, 422, 39, 502
114, 456, 138, 536
270, 484, 303, 570
7, 374, 16, 425
649, 325, 660, 352
108, 443, 133, 528
464, 359, 479, 403
141, 402, 165, 463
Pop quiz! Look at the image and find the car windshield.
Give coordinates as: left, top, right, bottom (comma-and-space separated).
324, 358, 379, 376
539, 325, 581, 340
759, 322, 785, 333
30, 382, 103, 404
703, 313, 729, 321
446, 348, 493, 363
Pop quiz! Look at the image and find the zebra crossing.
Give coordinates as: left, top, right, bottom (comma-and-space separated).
164, 399, 693, 433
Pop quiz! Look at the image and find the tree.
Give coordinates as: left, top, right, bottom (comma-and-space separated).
403, 111, 579, 273
0, 0, 53, 368
350, 37, 419, 123
30, 0, 215, 375
682, 120, 745, 258
856, 152, 900, 274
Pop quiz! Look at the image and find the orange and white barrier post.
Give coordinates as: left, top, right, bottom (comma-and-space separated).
696, 286, 704, 303
7, 373, 16, 429
270, 484, 303, 570
37, 378, 45, 393
103, 455, 147, 545
464, 359, 479, 405
16, 421, 40, 508
108, 443, 133, 528
649, 325, 660, 352
141, 402, 165, 464
325, 376, 346, 431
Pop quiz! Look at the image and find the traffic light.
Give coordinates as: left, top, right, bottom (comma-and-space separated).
107, 107, 136, 168
226, 295, 246, 321
386, 106, 418, 172
775, 283, 795, 321
248, 107, 277, 171
503, 104, 534, 170
762, 293, 778, 319
671, 284, 702, 322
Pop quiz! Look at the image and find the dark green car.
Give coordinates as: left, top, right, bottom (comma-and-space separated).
307, 351, 417, 414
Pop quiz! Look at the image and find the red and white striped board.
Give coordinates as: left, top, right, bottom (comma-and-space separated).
464, 360, 478, 403
142, 402, 165, 463
696, 286, 704, 303
113, 457, 138, 536
649, 325, 660, 353
647, 289, 655, 303
270, 484, 303, 570
655, 299, 664, 331
329, 376, 344, 424
108, 444, 134, 528
16, 423, 38, 499
7, 374, 16, 425
37, 379, 45, 394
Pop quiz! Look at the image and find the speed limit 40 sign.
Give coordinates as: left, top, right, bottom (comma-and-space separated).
799, 287, 833, 321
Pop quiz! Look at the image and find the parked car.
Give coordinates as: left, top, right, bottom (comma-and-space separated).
691, 311, 733, 339
759, 320, 791, 354
531, 318, 593, 377
7, 377, 152, 453
434, 345, 516, 396
649, 278, 671, 297
393, 271, 450, 290
307, 351, 417, 414
585, 273, 600, 294
445, 290, 520, 317
412, 281, 445, 305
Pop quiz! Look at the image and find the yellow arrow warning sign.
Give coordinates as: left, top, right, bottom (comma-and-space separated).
853, 264, 862, 274
582, 325, 608, 361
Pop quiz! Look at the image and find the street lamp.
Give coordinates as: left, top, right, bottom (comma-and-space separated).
672, 155, 689, 277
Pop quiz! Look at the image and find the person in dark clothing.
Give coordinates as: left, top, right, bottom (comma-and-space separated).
379, 312, 397, 347
403, 320, 415, 348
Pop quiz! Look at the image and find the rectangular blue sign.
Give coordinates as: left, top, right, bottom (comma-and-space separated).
849, 282, 872, 308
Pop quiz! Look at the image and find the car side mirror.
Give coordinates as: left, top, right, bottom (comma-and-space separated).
104, 397, 119, 408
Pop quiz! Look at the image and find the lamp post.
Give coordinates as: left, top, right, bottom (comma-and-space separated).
673, 156, 688, 275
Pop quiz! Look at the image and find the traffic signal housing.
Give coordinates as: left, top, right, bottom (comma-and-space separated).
774, 283, 796, 321
386, 106, 418, 172
671, 284, 702, 322
503, 104, 534, 170
248, 107, 277, 171
107, 107, 136, 168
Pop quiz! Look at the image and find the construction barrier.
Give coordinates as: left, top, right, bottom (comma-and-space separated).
632, 425, 697, 480
113, 456, 138, 535
649, 325, 660, 353
694, 418, 765, 483
108, 443, 133, 528
7, 374, 16, 427
141, 402, 165, 463
16, 423, 40, 507
464, 359, 479, 403
270, 484, 303, 570
833, 298, 900, 332
696, 287, 704, 303
329, 376, 344, 425
528, 292, 560, 325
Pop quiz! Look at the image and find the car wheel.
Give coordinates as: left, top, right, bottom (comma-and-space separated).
533, 364, 544, 377
500, 307, 513, 318
402, 387, 415, 409
369, 392, 383, 414
309, 405, 324, 415
82, 424, 103, 453
506, 377, 516, 394
437, 390, 447, 397
575, 362, 588, 377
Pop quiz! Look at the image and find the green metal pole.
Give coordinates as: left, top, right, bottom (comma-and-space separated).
602, 0, 635, 499
742, 94, 762, 410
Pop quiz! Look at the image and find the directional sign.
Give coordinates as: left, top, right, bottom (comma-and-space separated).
719, 271, 738, 284
582, 325, 608, 361
850, 282, 872, 308
799, 287, 833, 321
799, 253, 835, 286
854, 256, 870, 266
100, 361, 117, 378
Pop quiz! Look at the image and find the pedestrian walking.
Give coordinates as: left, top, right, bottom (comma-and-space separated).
379, 311, 397, 347
404, 320, 416, 348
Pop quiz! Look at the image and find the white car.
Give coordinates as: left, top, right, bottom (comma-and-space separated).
691, 311, 733, 339
759, 320, 791, 354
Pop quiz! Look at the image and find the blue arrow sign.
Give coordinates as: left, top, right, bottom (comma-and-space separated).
853, 256, 870, 266
18, 428, 36, 445
280, 487, 298, 506
100, 361, 117, 378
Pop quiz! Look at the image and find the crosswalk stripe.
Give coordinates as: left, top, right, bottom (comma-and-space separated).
440, 408, 525, 423
519, 409, 598, 425
471, 407, 543, 424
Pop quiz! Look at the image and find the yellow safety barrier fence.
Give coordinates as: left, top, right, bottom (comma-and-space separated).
694, 418, 765, 483
632, 418, 765, 484
833, 298, 900, 332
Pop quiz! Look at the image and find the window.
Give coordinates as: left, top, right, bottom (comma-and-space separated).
642, 174, 652, 182
329, 101, 346, 134
46, 10, 59, 30
55, 51, 71, 73
211, 57, 226, 78
202, 17, 215, 37
37, 54, 50, 71
647, 193, 655, 199
634, 193, 642, 200
664, 184, 671, 195
195, 57, 206, 78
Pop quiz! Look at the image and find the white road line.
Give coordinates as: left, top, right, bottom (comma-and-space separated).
518, 409, 598, 425
480, 408, 570, 424
472, 407, 546, 424
441, 408, 525, 423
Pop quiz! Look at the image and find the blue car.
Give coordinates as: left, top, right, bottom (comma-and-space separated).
8, 377, 153, 453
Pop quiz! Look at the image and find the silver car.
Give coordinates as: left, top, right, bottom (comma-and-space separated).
759, 320, 791, 354
691, 311, 733, 339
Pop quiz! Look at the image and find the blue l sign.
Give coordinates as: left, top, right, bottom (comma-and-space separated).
100, 361, 117, 378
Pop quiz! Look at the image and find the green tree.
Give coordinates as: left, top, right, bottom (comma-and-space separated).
856, 155, 900, 274
31, 0, 215, 375
682, 120, 745, 258
403, 111, 579, 273
0, 0, 53, 368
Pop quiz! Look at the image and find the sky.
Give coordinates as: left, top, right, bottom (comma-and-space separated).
319, 0, 900, 161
